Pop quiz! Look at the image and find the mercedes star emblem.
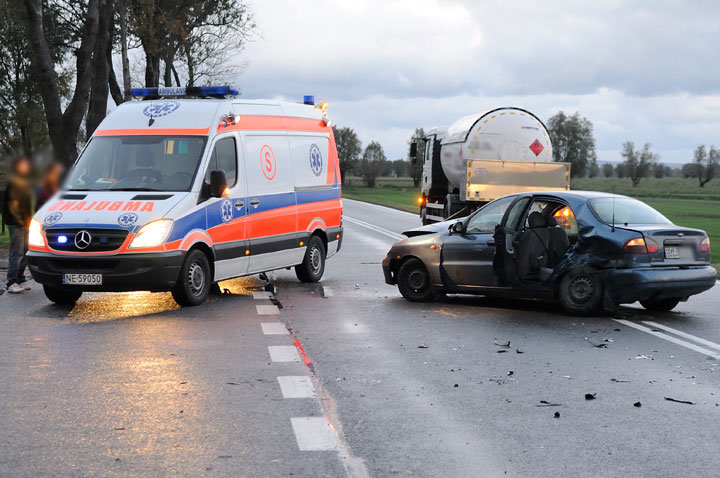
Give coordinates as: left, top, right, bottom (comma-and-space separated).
74, 230, 92, 250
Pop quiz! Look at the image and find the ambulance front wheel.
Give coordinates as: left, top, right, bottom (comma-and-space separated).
172, 249, 211, 306
296, 235, 326, 283
43, 285, 82, 305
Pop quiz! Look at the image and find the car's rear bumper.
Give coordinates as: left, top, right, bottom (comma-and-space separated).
27, 250, 184, 292
605, 265, 717, 303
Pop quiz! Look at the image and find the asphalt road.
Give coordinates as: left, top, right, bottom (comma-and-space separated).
1, 198, 719, 477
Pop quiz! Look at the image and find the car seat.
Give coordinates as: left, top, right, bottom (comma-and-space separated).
546, 215, 570, 267
517, 212, 551, 281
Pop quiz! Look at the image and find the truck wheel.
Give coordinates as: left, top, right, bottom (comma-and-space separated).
397, 258, 437, 302
558, 268, 603, 316
296, 236, 325, 283
43, 285, 82, 305
171, 249, 211, 306
640, 298, 681, 312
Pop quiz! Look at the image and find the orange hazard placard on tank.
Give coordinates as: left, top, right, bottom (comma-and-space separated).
260, 144, 277, 180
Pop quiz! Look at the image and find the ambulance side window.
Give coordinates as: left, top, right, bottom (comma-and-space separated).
205, 137, 237, 187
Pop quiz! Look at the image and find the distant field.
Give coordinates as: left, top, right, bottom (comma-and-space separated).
342, 176, 720, 272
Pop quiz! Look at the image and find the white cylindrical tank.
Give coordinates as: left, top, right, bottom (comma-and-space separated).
439, 107, 553, 190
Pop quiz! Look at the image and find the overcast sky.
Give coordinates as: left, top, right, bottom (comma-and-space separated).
238, 0, 720, 164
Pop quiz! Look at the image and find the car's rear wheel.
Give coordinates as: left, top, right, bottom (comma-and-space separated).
296, 235, 325, 283
397, 258, 437, 302
558, 268, 603, 316
171, 249, 211, 306
640, 297, 681, 312
43, 285, 82, 305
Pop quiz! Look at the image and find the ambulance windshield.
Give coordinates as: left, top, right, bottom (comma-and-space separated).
65, 135, 207, 191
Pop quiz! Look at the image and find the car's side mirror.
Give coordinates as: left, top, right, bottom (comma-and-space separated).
450, 221, 465, 235
409, 142, 417, 162
209, 170, 227, 198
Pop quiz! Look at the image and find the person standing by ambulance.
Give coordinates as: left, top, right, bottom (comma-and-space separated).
3, 156, 33, 293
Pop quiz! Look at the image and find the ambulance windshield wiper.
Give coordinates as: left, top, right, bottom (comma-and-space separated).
109, 187, 162, 191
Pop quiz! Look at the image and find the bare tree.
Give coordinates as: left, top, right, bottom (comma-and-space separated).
621, 141, 658, 187
693, 145, 719, 187
361, 141, 387, 188
24, 0, 101, 166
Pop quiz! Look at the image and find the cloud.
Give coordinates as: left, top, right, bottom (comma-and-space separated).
237, 0, 720, 163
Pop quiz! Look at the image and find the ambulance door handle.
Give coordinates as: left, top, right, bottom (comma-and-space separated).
234, 200, 244, 210
250, 199, 260, 208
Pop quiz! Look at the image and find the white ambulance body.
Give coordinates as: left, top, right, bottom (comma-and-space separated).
27, 87, 343, 306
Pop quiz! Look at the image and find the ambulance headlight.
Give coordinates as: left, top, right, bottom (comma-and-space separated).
28, 218, 45, 247
129, 219, 173, 248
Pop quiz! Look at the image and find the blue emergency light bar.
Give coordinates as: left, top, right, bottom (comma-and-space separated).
303, 95, 315, 105
131, 86, 239, 98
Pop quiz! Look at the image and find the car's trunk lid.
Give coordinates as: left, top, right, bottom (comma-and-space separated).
618, 224, 710, 266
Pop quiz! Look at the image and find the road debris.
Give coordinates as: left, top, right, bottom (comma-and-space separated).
611, 378, 631, 383
418, 343, 429, 349
496, 350, 508, 354
516, 348, 525, 354
507, 371, 514, 376
585, 337, 607, 348
665, 397, 694, 405
554, 411, 561, 418
634, 401, 642, 407
494, 340, 511, 347
537, 400, 562, 407
453, 384, 459, 388
635, 354, 653, 360
585, 393, 597, 400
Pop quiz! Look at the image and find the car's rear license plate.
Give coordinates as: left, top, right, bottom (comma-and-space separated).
62, 273, 102, 285
665, 246, 680, 259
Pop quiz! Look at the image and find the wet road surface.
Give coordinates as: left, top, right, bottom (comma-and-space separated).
1, 198, 719, 477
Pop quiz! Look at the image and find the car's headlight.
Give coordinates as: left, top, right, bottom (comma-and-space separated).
129, 219, 173, 249
28, 218, 45, 247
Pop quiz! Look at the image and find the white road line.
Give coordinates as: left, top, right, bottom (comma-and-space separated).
290, 417, 340, 451
344, 216, 405, 241
256, 304, 280, 315
277, 376, 316, 398
261, 322, 288, 335
268, 345, 301, 362
641, 320, 720, 352
344, 198, 417, 218
613, 319, 720, 359
253, 291, 272, 299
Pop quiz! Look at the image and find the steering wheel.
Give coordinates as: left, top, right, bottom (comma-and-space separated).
127, 168, 163, 184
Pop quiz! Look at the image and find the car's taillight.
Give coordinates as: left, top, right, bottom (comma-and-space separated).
701, 236, 711, 253
624, 237, 657, 254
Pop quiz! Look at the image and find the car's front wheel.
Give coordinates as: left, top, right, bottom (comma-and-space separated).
171, 249, 211, 306
558, 268, 603, 316
397, 258, 437, 302
640, 297, 681, 312
43, 285, 82, 305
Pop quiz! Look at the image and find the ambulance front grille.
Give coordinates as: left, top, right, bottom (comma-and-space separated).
45, 228, 129, 252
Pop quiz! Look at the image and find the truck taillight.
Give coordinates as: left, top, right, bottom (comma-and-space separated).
624, 237, 658, 254
701, 236, 711, 253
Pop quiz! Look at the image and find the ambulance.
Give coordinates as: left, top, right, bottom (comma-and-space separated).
26, 86, 343, 306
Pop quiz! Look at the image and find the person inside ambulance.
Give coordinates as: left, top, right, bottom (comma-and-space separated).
125, 148, 163, 185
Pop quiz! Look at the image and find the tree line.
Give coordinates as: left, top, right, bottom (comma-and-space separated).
1, 0, 255, 166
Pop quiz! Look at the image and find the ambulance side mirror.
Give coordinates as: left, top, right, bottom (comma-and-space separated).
209, 170, 227, 198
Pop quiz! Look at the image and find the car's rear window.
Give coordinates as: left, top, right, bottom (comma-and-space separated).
588, 197, 671, 225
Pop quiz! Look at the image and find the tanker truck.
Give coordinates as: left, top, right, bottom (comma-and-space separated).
410, 107, 570, 224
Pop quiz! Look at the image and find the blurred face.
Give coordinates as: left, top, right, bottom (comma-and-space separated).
15, 158, 30, 176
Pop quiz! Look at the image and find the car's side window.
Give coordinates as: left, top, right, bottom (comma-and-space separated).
465, 196, 515, 234
504, 197, 531, 231
552, 205, 578, 235
204, 137, 237, 187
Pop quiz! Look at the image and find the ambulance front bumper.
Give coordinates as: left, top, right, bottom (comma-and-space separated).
27, 250, 184, 292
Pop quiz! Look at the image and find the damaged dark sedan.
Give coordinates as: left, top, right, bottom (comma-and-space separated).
382, 191, 716, 315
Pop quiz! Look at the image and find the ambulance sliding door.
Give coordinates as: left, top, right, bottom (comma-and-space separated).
203, 132, 249, 281
242, 130, 301, 273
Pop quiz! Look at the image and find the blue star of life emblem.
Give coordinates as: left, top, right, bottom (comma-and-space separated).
309, 144, 323, 177
143, 101, 180, 118
118, 212, 138, 227
44, 212, 62, 226
221, 199, 233, 223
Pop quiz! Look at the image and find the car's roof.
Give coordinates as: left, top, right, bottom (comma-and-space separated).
517, 190, 632, 201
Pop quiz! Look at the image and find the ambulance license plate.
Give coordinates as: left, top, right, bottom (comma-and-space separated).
62, 273, 102, 285
664, 246, 680, 259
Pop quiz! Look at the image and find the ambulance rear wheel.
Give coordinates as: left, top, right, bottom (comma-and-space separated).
296, 236, 325, 283
43, 285, 82, 305
172, 249, 211, 306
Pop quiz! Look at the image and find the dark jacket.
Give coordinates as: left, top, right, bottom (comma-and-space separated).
2, 175, 33, 227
